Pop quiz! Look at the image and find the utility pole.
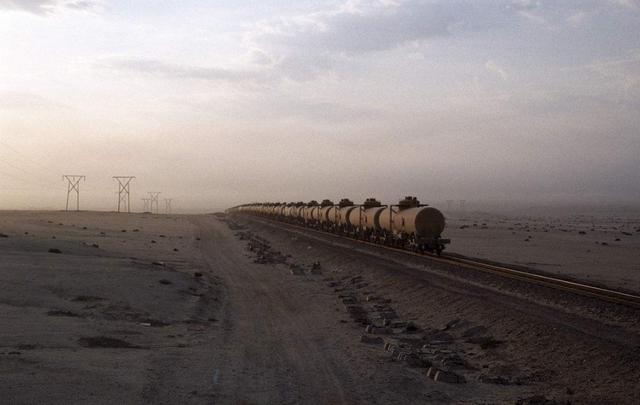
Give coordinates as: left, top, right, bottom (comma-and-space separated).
148, 192, 161, 214
164, 198, 173, 215
113, 176, 135, 213
141, 198, 150, 213
63, 175, 85, 211
446, 200, 454, 212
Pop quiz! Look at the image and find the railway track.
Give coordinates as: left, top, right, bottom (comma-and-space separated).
238, 215, 640, 309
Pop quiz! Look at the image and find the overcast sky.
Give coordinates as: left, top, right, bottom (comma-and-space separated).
1, 0, 639, 212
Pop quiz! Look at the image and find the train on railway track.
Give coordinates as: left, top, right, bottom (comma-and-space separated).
227, 196, 450, 254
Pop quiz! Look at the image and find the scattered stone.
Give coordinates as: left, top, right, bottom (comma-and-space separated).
0, 233, 8, 238
462, 325, 488, 338
405, 321, 419, 333
426, 366, 437, 379
121, 229, 127, 233
48, 248, 62, 254
133, 229, 140, 232
47, 310, 79, 317
466, 336, 503, 349
78, 336, 142, 349
158, 279, 172, 285
515, 395, 559, 405
152, 261, 165, 266
173, 248, 179, 252
194, 272, 203, 278
479, 375, 512, 385
151, 240, 157, 244
71, 295, 104, 302
196, 237, 201, 241
443, 319, 464, 330
433, 369, 466, 384
160, 234, 166, 238
342, 297, 357, 305
91, 243, 99, 248
310, 262, 323, 275
405, 353, 431, 368
360, 335, 384, 345
346, 305, 368, 323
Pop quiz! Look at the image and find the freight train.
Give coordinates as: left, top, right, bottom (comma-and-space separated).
228, 196, 450, 255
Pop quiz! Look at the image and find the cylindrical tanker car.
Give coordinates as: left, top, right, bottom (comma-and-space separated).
228, 196, 450, 254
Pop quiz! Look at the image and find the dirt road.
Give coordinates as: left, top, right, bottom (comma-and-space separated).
188, 215, 438, 404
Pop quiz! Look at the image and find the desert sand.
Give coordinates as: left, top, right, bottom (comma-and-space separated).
443, 206, 640, 293
1, 210, 639, 404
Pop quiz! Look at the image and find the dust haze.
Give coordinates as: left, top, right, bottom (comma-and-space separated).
1, 0, 639, 212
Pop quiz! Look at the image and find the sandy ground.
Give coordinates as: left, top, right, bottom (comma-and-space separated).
442, 207, 640, 293
1, 210, 639, 404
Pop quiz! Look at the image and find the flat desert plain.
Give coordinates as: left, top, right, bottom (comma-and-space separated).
1, 210, 639, 404
444, 206, 640, 293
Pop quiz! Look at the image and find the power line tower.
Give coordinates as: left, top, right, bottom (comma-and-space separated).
148, 192, 161, 214
63, 175, 85, 211
164, 199, 173, 215
141, 198, 150, 213
446, 200, 454, 211
113, 176, 135, 213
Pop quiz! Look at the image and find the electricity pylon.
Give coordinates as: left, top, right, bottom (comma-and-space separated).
148, 192, 161, 214
63, 175, 85, 211
164, 199, 172, 215
113, 176, 135, 213
141, 198, 150, 213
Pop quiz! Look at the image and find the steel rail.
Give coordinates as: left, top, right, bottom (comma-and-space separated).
239, 215, 640, 308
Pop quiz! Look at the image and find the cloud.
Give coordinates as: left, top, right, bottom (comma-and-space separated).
250, 0, 455, 55
242, 0, 505, 81
0, 0, 100, 15
607, 0, 638, 9
0, 91, 67, 110
97, 58, 269, 84
485, 60, 508, 80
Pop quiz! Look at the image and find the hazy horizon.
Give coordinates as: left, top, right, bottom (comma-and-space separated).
2, 0, 639, 213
